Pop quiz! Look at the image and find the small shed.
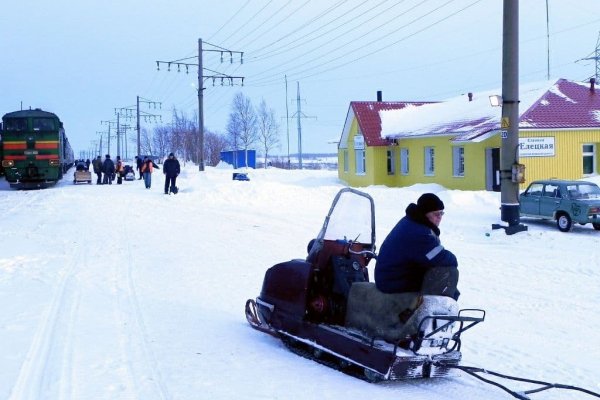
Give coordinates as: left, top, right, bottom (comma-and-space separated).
220, 150, 256, 169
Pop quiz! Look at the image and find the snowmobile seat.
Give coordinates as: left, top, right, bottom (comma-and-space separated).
345, 282, 459, 344
345, 282, 421, 342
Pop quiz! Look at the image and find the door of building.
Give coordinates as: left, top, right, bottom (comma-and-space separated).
486, 148, 501, 192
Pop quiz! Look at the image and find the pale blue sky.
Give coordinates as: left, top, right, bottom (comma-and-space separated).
1, 0, 599, 157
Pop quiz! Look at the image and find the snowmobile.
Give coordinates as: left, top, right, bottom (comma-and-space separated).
245, 188, 485, 382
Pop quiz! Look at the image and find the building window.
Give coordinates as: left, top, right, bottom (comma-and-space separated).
355, 149, 366, 175
387, 149, 395, 175
400, 148, 409, 175
424, 147, 435, 176
583, 144, 596, 175
343, 150, 348, 173
452, 146, 465, 177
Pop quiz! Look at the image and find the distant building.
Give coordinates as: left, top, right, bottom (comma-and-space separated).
220, 150, 256, 169
338, 79, 600, 191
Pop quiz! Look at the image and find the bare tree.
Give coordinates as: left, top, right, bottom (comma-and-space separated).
256, 99, 280, 168
205, 129, 228, 166
226, 92, 258, 168
152, 125, 170, 162
169, 108, 198, 164
140, 127, 153, 156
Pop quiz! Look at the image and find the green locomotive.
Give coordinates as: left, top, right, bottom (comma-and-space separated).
1, 109, 74, 188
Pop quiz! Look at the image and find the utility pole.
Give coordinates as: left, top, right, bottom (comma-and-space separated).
100, 119, 118, 157
96, 131, 107, 156
545, 0, 550, 80
116, 97, 161, 158
156, 38, 244, 171
285, 75, 290, 168
493, 0, 527, 235
288, 81, 316, 170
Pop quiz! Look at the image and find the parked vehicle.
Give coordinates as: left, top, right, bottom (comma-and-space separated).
519, 179, 600, 232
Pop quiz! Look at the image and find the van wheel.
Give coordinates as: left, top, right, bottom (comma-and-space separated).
593, 223, 600, 231
556, 213, 572, 232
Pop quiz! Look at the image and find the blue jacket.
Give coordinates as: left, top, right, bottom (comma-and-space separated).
374, 203, 457, 294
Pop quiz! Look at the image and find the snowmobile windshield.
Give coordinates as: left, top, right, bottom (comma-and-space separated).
320, 188, 375, 247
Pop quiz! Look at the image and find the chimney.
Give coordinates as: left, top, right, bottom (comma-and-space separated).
591, 78, 596, 93
377, 91, 382, 102
468, 92, 473, 101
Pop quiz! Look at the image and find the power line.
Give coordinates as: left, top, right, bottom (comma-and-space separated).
249, 0, 385, 61
156, 39, 244, 171
251, 0, 473, 86
207, 0, 252, 42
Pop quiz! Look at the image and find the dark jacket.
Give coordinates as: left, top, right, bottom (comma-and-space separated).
163, 157, 181, 177
374, 203, 457, 294
103, 158, 115, 174
92, 158, 103, 173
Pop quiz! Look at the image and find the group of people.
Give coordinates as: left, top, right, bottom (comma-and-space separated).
75, 159, 91, 171
91, 153, 180, 193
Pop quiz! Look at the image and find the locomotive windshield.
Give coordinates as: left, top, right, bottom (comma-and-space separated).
33, 118, 56, 131
4, 118, 28, 132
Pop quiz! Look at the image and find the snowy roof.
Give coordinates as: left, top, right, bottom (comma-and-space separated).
339, 101, 433, 149
380, 79, 600, 143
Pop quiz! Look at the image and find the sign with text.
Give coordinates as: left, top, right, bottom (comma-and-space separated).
518, 137, 555, 157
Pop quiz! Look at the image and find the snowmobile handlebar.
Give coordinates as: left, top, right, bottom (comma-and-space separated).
347, 247, 377, 259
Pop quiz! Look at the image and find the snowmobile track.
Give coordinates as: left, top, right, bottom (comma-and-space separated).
280, 335, 384, 383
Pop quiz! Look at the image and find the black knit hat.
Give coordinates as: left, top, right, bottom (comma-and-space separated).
417, 193, 444, 214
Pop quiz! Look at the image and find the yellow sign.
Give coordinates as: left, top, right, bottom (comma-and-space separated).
501, 117, 510, 128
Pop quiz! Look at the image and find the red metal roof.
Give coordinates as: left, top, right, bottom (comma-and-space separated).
520, 78, 600, 129
350, 101, 433, 146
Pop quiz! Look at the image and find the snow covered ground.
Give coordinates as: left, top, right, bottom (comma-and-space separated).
0, 165, 599, 400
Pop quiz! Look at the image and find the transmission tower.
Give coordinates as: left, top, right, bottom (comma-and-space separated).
577, 31, 600, 81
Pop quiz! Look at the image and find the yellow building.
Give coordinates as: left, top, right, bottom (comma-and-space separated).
338, 79, 600, 191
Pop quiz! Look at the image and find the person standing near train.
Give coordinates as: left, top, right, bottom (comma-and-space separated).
102, 154, 115, 185
92, 156, 103, 184
115, 156, 124, 184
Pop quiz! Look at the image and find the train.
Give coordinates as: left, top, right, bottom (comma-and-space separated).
1, 109, 74, 188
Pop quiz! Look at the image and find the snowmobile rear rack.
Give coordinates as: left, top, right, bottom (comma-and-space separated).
413, 309, 485, 353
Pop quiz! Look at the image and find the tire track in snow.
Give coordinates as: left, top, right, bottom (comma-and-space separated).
113, 215, 171, 400
7, 238, 83, 400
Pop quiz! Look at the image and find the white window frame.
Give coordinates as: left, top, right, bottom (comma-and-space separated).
400, 148, 409, 175
386, 148, 395, 175
582, 144, 596, 176
355, 149, 366, 175
452, 146, 465, 177
424, 147, 435, 176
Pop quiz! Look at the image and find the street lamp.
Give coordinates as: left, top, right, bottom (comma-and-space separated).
489, 95, 503, 107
